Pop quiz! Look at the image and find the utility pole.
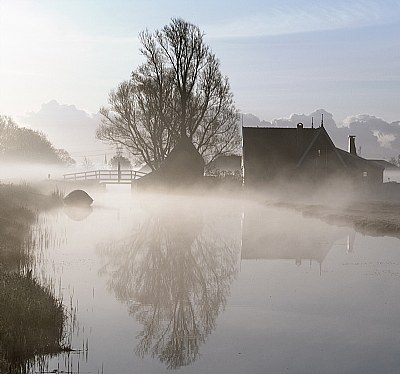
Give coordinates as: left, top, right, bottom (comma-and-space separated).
116, 144, 122, 182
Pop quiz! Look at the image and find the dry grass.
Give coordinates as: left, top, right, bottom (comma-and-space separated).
0, 182, 69, 372
0, 272, 68, 373
274, 201, 400, 238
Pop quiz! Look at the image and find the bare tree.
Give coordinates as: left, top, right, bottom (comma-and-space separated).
97, 18, 240, 170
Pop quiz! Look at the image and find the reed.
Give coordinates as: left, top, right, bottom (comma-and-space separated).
0, 182, 63, 214
0, 182, 69, 372
0, 272, 70, 372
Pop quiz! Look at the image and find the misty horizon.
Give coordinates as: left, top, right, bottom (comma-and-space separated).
8, 100, 400, 165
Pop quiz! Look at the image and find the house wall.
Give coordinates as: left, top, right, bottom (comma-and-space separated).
356, 165, 383, 186
242, 128, 299, 185
297, 139, 344, 181
242, 126, 384, 188
243, 127, 342, 184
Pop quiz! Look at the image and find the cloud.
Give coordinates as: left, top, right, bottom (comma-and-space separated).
272, 109, 338, 131
19, 100, 112, 164
246, 109, 400, 160
373, 131, 396, 149
342, 114, 400, 157
206, 0, 400, 38
241, 113, 272, 127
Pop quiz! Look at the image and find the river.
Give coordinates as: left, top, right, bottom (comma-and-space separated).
27, 187, 400, 373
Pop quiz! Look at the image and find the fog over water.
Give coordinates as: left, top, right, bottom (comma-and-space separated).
19, 186, 400, 373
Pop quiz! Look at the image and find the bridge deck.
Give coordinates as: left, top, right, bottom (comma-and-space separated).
63, 169, 149, 183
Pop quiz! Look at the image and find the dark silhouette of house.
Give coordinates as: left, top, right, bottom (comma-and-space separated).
135, 136, 205, 189
368, 159, 400, 171
205, 155, 241, 176
242, 119, 384, 186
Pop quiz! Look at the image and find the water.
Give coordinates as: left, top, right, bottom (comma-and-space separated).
25, 189, 400, 373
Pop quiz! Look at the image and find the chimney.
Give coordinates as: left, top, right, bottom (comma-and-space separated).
297, 123, 304, 157
348, 135, 356, 155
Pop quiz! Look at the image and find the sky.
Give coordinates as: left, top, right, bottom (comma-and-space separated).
0, 0, 400, 164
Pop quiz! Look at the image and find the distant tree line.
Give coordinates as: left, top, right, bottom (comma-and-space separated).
0, 116, 74, 165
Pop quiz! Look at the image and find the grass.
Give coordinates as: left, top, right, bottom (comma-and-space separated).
0, 272, 69, 373
0, 183, 61, 272
0, 182, 69, 373
0, 182, 63, 213
274, 200, 400, 239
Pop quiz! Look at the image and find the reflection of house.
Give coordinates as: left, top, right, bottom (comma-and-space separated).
242, 119, 384, 186
241, 207, 354, 270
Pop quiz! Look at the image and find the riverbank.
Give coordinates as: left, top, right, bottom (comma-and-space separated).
0, 272, 67, 373
0, 183, 68, 372
273, 200, 400, 239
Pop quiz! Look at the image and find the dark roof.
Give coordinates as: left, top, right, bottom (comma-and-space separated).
135, 136, 205, 188
368, 160, 399, 170
242, 126, 320, 163
243, 126, 318, 145
336, 149, 385, 170
242, 125, 383, 172
296, 127, 346, 168
164, 135, 205, 168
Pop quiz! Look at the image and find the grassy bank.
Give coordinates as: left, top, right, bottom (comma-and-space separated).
274, 201, 400, 239
0, 183, 62, 271
0, 183, 68, 372
0, 272, 68, 373
0, 182, 62, 213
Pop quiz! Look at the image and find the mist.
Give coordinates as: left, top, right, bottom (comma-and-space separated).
1, 7, 400, 372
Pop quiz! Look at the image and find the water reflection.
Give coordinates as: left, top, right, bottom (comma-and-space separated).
63, 205, 93, 221
14, 193, 399, 373
241, 204, 354, 270
98, 197, 241, 369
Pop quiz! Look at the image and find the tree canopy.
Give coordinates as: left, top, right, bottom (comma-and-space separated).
0, 116, 75, 165
109, 155, 132, 169
97, 18, 240, 171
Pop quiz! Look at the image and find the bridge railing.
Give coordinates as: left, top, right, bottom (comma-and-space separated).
63, 169, 149, 182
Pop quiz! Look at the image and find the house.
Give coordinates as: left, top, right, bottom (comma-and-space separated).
205, 155, 241, 177
135, 135, 205, 189
242, 119, 384, 187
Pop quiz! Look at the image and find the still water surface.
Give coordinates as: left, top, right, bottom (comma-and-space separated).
30, 188, 400, 373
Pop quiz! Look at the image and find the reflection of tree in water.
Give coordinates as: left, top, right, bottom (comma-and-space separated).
99, 201, 240, 369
